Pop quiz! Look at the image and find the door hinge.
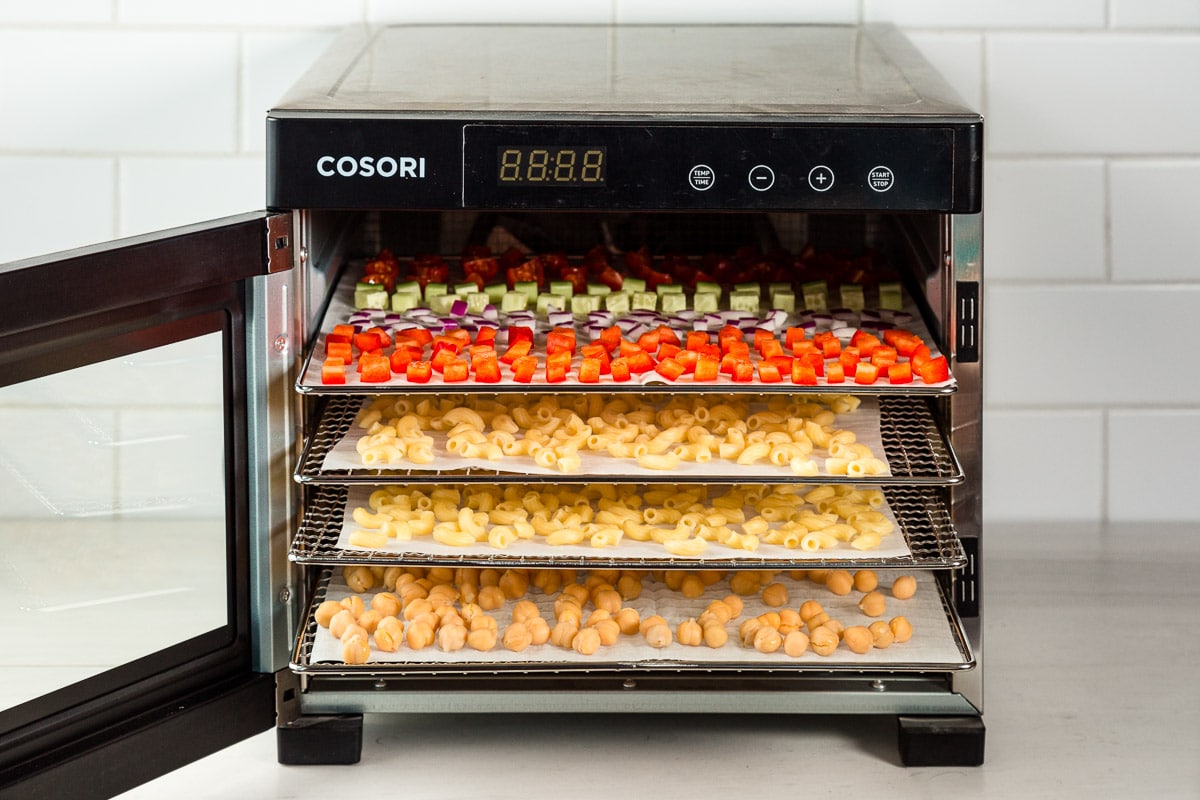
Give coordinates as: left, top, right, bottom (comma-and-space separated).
266, 214, 294, 274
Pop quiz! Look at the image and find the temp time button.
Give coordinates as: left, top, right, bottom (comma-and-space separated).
689, 164, 716, 191
868, 165, 895, 192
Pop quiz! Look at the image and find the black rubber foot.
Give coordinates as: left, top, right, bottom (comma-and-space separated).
897, 715, 985, 766
276, 714, 363, 765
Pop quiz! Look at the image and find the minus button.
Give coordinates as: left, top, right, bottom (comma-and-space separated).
748, 164, 775, 191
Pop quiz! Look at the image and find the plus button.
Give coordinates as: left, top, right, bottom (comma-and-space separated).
808, 165, 835, 192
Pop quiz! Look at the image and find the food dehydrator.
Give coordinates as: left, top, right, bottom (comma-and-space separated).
0, 23, 984, 797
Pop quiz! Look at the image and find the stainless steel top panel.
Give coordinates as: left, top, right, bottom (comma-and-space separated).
272, 24, 978, 121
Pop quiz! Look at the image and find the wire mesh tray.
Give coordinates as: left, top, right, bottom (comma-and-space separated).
295, 394, 963, 486
290, 485, 966, 570
289, 567, 976, 676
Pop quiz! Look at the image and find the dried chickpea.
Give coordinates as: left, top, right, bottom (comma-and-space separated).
644, 623, 672, 648
370, 592, 402, 618
805, 611, 831, 633
511, 599, 540, 624
427, 566, 454, 584
738, 618, 763, 647
663, 571, 686, 591
357, 609, 385, 635
825, 570, 853, 596
556, 604, 583, 627
340, 623, 368, 643
810, 625, 839, 656
398, 583, 427, 604
891, 575, 918, 600
585, 608, 611, 626
383, 566, 405, 591
467, 627, 497, 652
702, 623, 728, 649
721, 595, 744, 618
314, 600, 343, 628
807, 569, 830, 585
783, 630, 810, 657
410, 612, 439, 631
756, 611, 781, 630
798, 600, 825, 623
477, 585, 506, 611
590, 568, 621, 586
344, 566, 376, 593
591, 618, 621, 646
728, 571, 761, 596
341, 634, 371, 665
788, 570, 809, 581
822, 618, 845, 640
551, 621, 580, 649
697, 570, 724, 586
704, 600, 733, 625
437, 623, 468, 652
532, 569, 562, 596
572, 627, 602, 656
761, 582, 789, 608
479, 568, 501, 587
329, 609, 357, 640
468, 614, 498, 633
525, 616, 551, 645
373, 616, 404, 652
640, 614, 668, 637
858, 591, 887, 618
459, 602, 484, 622
339, 595, 366, 618
753, 626, 783, 654
615, 607, 641, 636
680, 574, 706, 599
778, 608, 802, 635
405, 619, 435, 650
594, 589, 622, 615
869, 620, 895, 649
403, 598, 434, 621
561, 583, 590, 605
553, 594, 582, 619
459, 582, 478, 605
502, 622, 533, 653
853, 570, 879, 593
842, 625, 873, 654
677, 618, 704, 647
427, 584, 460, 605
499, 570, 529, 600
889, 616, 914, 643
616, 574, 643, 600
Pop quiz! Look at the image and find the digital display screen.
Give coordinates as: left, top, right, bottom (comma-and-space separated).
497, 146, 606, 187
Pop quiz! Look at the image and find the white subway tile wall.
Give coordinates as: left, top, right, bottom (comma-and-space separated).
0, 4, 1197, 522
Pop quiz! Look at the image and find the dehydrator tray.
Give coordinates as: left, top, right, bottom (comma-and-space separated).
291, 568, 975, 675
296, 269, 956, 395
289, 484, 966, 570
296, 394, 963, 486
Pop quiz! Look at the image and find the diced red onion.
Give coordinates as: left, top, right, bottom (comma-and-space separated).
693, 319, 711, 331
449, 299, 468, 317
547, 310, 573, 327
482, 304, 500, 321
616, 318, 641, 333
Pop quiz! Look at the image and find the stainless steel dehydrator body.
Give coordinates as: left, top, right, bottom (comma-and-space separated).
0, 23, 983, 796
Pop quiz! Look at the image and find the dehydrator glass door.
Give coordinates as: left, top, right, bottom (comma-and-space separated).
0, 213, 288, 799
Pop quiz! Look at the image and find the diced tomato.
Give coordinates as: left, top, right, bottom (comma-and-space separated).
757, 362, 783, 383
887, 362, 914, 384
626, 349, 656, 374
819, 336, 842, 358
766, 355, 794, 374
791, 362, 818, 386
657, 342, 682, 361
325, 340, 352, 365
693, 354, 719, 382
917, 355, 950, 384
546, 327, 577, 356
443, 358, 469, 383
892, 333, 924, 358
596, 265, 624, 292
784, 327, 807, 349
674, 349, 700, 374
500, 338, 532, 365
654, 358, 686, 381
462, 256, 500, 281
731, 359, 755, 383
405, 360, 432, 383
610, 357, 632, 382
871, 347, 898, 370
505, 257, 543, 289
510, 355, 537, 383
359, 352, 391, 383
854, 362, 880, 385
882, 328, 916, 347
331, 324, 355, 340
597, 325, 622, 353
826, 362, 845, 383
472, 354, 501, 383
850, 331, 881, 357
685, 331, 710, 351
320, 358, 346, 384
508, 325, 534, 345
545, 350, 571, 383
389, 347, 420, 373
354, 332, 385, 353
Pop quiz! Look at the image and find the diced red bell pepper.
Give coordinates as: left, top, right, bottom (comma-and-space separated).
850, 330, 881, 357
800, 352, 824, 377
324, 332, 352, 346
759, 339, 784, 359
839, 347, 861, 374
578, 357, 603, 383
871, 347, 898, 370
719, 352, 739, 376
636, 330, 661, 352
685, 331, 710, 351
619, 339, 644, 358
508, 325, 534, 345
854, 362, 880, 385
697, 343, 721, 361
917, 355, 950, 384
674, 349, 700, 374
909, 344, 933, 371
887, 362, 914, 384
693, 354, 719, 382
354, 331, 385, 353
718, 326, 744, 353
826, 362, 845, 383
500, 338, 532, 365
655, 326, 680, 347
320, 358, 346, 384
813, 330, 841, 358
546, 327, 577, 356
325, 340, 352, 365
446, 328, 472, 347
626, 349, 656, 374
657, 342, 681, 361
580, 344, 611, 374
474, 327, 498, 347
725, 341, 750, 359
784, 327, 807, 349
472, 354, 502, 383
510, 355, 537, 383
757, 362, 783, 383
443, 358, 469, 383
365, 326, 392, 347
331, 324, 356, 340
468, 343, 497, 361
892, 333, 924, 358
654, 358, 686, 381
389, 347, 421, 373
545, 350, 572, 383
431, 336, 463, 355
399, 327, 433, 346
597, 325, 622, 353
730, 359, 755, 383
753, 329, 775, 352
610, 357, 632, 382
882, 328, 916, 347
405, 360, 432, 383
359, 352, 392, 383
791, 362, 818, 386
791, 340, 819, 359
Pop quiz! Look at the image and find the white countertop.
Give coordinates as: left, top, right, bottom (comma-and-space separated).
118, 522, 1200, 800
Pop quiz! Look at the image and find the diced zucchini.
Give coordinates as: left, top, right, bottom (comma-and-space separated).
453, 283, 475, 297
840, 283, 865, 311
586, 283, 612, 296
484, 283, 507, 303
631, 291, 658, 311
656, 283, 684, 295
429, 293, 457, 315
879, 281, 903, 311
549, 281, 574, 298
770, 290, 796, 313
355, 287, 389, 310
695, 281, 721, 297
729, 290, 760, 313
390, 290, 421, 312
769, 281, 791, 297
692, 292, 719, 313
622, 277, 646, 294
733, 281, 760, 295
394, 280, 421, 297
660, 292, 687, 313
466, 292, 490, 314
604, 292, 631, 315
515, 281, 539, 303
501, 291, 529, 312
424, 282, 449, 299
571, 294, 601, 317
536, 293, 566, 317
801, 280, 828, 311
